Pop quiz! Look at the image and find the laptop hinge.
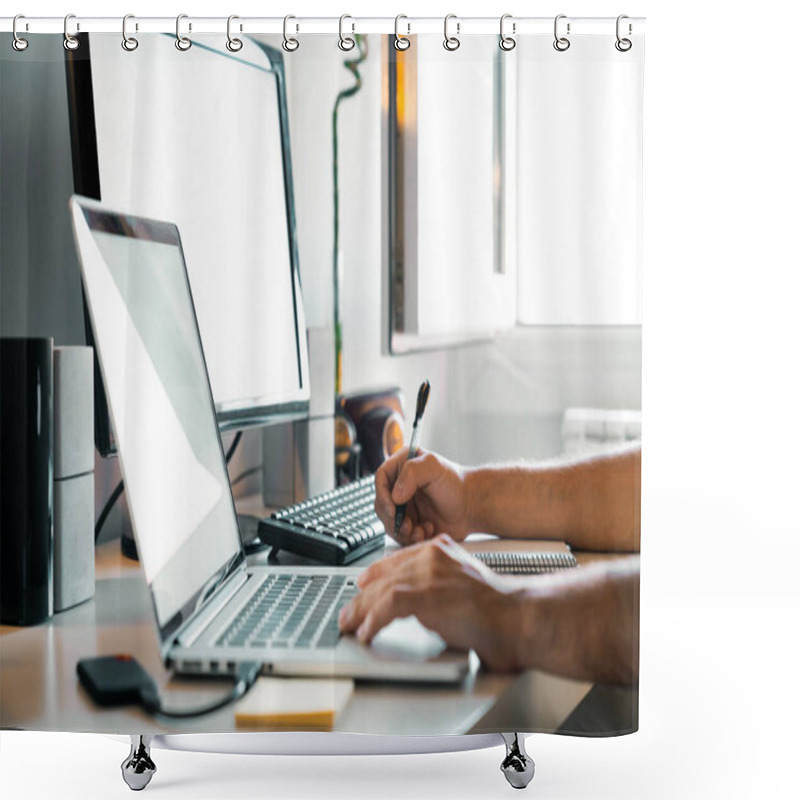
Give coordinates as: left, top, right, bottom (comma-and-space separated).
175, 568, 249, 649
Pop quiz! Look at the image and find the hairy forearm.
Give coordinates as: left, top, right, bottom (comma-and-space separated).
499, 557, 640, 686
465, 445, 641, 552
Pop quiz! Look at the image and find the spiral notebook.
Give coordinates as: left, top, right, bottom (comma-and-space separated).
474, 551, 578, 575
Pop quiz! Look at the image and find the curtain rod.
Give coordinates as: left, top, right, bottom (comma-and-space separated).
0, 16, 646, 37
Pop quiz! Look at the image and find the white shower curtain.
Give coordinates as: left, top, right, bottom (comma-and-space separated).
0, 10, 643, 769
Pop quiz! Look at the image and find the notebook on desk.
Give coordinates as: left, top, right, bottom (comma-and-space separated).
70, 196, 470, 684
463, 537, 578, 574
474, 551, 577, 574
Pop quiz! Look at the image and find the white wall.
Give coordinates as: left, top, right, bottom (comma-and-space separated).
324, 35, 640, 463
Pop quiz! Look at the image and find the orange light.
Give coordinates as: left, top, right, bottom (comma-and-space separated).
384, 416, 405, 457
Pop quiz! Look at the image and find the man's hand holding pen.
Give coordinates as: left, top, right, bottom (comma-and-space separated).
374, 447, 473, 545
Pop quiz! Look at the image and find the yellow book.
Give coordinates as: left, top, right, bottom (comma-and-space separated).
235, 677, 354, 729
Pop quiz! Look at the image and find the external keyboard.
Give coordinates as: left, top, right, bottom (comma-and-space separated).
257, 476, 384, 565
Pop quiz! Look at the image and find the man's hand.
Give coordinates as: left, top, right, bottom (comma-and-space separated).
338, 535, 522, 672
375, 448, 472, 546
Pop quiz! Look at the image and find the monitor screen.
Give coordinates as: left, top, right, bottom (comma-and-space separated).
71, 198, 244, 645
66, 34, 309, 455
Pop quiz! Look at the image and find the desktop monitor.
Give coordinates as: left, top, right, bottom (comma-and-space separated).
65, 34, 309, 456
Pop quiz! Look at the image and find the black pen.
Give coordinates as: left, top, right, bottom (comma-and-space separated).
394, 380, 431, 538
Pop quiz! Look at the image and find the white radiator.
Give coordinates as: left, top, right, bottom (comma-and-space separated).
562, 408, 641, 456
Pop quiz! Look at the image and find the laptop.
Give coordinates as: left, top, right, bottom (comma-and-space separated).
70, 195, 470, 684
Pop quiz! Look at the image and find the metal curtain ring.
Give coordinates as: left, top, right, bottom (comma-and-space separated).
226, 15, 243, 52
394, 15, 410, 51
443, 14, 460, 51
615, 14, 632, 51
63, 14, 80, 51
12, 14, 29, 51
338, 14, 355, 51
122, 14, 138, 51
175, 14, 192, 51
499, 13, 516, 51
553, 14, 570, 51
282, 15, 299, 52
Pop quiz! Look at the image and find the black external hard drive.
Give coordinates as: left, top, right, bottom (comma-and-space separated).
77, 654, 157, 707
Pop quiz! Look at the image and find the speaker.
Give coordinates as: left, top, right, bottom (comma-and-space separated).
52, 346, 94, 612
1, 337, 54, 626
338, 387, 405, 478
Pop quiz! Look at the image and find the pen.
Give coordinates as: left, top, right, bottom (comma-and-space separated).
394, 380, 431, 538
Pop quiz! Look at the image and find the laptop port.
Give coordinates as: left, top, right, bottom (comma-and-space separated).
209, 660, 219, 673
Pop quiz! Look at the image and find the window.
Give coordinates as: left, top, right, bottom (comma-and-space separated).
386, 33, 643, 352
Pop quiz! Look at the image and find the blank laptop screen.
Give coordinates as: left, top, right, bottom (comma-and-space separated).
72, 199, 242, 636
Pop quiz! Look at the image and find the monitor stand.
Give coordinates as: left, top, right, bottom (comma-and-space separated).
121, 529, 138, 561
120, 514, 268, 562
237, 513, 270, 555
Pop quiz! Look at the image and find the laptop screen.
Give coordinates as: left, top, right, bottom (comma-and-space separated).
71, 198, 244, 643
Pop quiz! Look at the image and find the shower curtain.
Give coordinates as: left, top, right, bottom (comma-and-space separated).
0, 15, 643, 745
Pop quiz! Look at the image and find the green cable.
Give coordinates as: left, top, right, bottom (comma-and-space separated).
332, 34, 369, 396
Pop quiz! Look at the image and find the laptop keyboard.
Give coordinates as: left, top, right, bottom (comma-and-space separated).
216, 574, 359, 650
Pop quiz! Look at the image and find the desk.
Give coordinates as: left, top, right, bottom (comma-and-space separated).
0, 539, 630, 736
